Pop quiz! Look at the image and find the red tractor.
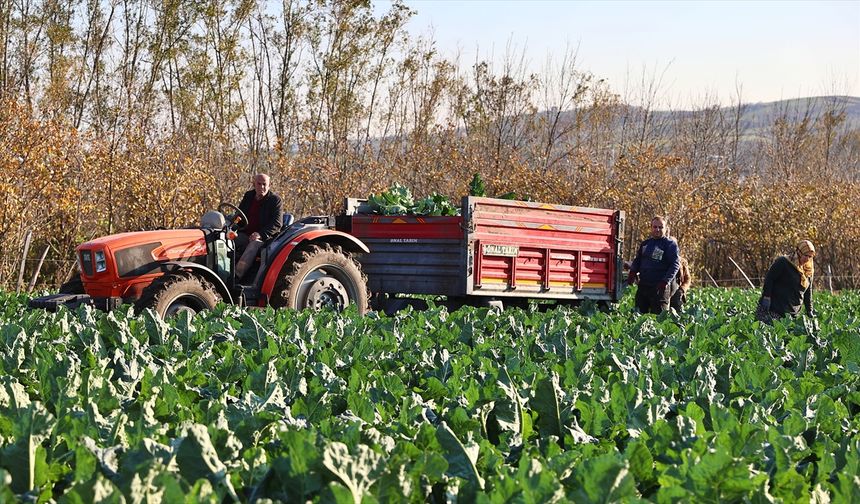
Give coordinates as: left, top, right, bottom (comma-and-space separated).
30, 203, 370, 318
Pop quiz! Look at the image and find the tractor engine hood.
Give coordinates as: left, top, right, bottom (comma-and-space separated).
76, 229, 209, 298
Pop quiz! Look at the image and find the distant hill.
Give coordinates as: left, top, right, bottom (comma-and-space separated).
553, 95, 860, 140
638, 96, 860, 135
736, 96, 860, 131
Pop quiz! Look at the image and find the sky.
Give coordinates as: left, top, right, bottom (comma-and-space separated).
376, 0, 860, 108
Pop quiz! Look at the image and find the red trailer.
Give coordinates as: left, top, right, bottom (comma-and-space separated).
337, 196, 625, 311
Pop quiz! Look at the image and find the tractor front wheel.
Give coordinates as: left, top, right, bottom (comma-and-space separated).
135, 272, 221, 318
273, 244, 368, 315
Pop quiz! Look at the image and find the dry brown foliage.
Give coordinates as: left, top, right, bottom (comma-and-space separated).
2, 95, 858, 292
0, 0, 857, 291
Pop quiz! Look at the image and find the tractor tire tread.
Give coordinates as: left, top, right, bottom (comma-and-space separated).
272, 243, 369, 314
134, 271, 220, 318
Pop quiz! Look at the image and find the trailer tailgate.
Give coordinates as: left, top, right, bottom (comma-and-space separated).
465, 196, 624, 300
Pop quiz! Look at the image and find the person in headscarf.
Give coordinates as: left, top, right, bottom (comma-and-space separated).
670, 256, 692, 311
755, 240, 816, 323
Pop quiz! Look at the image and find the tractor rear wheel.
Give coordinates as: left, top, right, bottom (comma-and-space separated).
135, 272, 220, 318
272, 244, 369, 315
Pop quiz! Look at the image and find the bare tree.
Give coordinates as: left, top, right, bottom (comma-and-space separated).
536, 42, 595, 173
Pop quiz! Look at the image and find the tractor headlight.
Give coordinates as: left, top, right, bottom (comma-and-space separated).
95, 251, 107, 272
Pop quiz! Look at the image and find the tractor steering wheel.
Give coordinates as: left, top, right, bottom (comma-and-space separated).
218, 202, 248, 230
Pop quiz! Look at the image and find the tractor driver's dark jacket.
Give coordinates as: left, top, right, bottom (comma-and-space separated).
630, 236, 680, 286
761, 256, 813, 317
238, 190, 284, 241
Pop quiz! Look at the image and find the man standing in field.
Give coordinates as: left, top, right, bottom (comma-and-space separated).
235, 173, 284, 279
627, 216, 681, 314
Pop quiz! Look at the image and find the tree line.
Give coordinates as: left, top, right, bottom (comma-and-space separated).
1, 0, 858, 290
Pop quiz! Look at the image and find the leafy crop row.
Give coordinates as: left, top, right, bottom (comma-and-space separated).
1, 289, 858, 502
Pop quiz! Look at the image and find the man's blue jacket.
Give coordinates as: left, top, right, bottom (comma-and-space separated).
630, 237, 680, 285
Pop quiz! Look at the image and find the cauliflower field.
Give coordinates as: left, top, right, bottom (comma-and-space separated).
1, 289, 858, 502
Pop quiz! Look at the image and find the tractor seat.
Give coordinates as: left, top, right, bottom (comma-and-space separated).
255, 213, 295, 269
201, 210, 226, 229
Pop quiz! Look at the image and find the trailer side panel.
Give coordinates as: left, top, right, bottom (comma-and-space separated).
346, 215, 466, 296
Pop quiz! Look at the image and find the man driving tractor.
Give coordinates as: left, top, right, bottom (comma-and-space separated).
235, 173, 283, 279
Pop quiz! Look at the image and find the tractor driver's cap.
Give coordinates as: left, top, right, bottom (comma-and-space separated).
797, 240, 815, 258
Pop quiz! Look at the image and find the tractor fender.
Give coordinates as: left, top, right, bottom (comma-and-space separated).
260, 230, 370, 304
159, 261, 234, 305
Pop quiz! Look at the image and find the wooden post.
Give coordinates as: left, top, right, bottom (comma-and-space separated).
27, 246, 50, 293
827, 264, 833, 294
728, 256, 755, 288
704, 269, 719, 287
16, 231, 32, 294
62, 260, 78, 286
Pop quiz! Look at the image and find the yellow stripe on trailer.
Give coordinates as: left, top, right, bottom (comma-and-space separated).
479, 278, 507, 284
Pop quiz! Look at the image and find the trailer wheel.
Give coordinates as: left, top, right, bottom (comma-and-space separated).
135, 272, 220, 318
273, 244, 369, 315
